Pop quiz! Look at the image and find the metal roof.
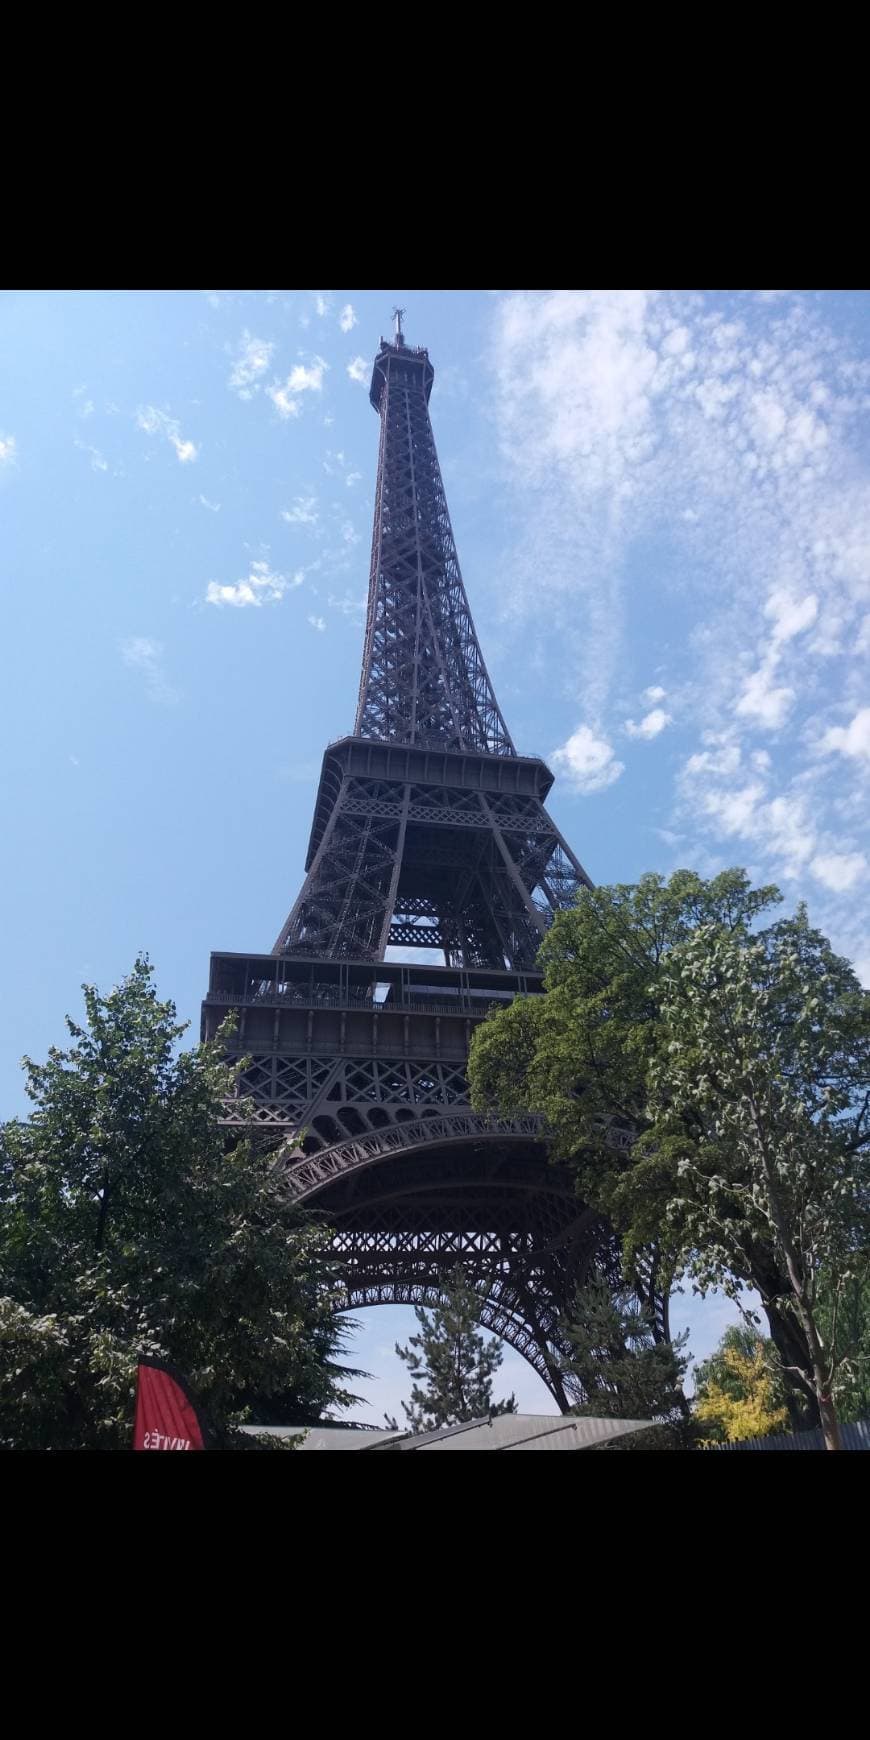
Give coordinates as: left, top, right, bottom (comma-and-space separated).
240, 1414, 657, 1451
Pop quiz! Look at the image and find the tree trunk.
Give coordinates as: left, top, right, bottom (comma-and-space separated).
764, 1308, 819, 1430
816, 1384, 843, 1451
748, 1118, 842, 1450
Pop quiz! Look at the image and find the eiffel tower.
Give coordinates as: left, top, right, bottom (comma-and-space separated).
202, 311, 665, 1410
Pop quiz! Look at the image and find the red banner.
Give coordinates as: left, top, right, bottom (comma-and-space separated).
133, 1360, 207, 1451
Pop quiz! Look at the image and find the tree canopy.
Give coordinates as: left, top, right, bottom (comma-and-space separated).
559, 1276, 689, 1435
0, 958, 359, 1449
692, 1326, 789, 1443
469, 870, 870, 1447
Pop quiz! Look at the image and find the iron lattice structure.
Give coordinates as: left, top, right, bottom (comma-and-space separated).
202, 317, 667, 1410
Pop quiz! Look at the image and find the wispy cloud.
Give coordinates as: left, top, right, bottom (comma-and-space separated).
267, 357, 328, 420
810, 850, 868, 892
205, 560, 303, 609
73, 386, 95, 419
307, 614, 326, 632
551, 725, 624, 793
314, 294, 330, 318
488, 289, 870, 971
678, 738, 868, 907
120, 638, 179, 706
74, 439, 109, 473
328, 590, 367, 619
228, 330, 275, 399
199, 495, 221, 512
347, 357, 368, 384
281, 496, 319, 526
734, 587, 819, 730
0, 433, 17, 467
339, 304, 357, 333
136, 405, 198, 463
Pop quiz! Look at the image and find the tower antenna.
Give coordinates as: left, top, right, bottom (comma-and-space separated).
392, 305, 405, 345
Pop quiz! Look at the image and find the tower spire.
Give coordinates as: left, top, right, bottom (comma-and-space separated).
358, 329, 515, 756
392, 305, 405, 345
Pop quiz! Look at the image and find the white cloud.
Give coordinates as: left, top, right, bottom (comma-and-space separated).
704, 781, 767, 838
339, 304, 358, 333
0, 433, 17, 466
308, 614, 326, 632
644, 684, 667, 702
625, 707, 672, 740
341, 522, 361, 545
268, 383, 302, 419
136, 406, 198, 464
205, 560, 303, 609
810, 851, 868, 893
735, 666, 795, 729
821, 708, 870, 763
679, 743, 820, 875
287, 360, 327, 393
314, 294, 329, 318
733, 587, 819, 731
765, 588, 818, 643
684, 742, 742, 780
346, 471, 362, 488
488, 293, 870, 759
281, 496, 319, 526
347, 357, 368, 384
199, 495, 221, 512
268, 357, 328, 419
120, 637, 179, 706
551, 725, 624, 794
228, 331, 275, 399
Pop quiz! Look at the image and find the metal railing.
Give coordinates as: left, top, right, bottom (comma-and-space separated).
206, 985, 514, 1019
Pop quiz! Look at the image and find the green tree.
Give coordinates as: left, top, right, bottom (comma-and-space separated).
561, 1276, 690, 1438
468, 871, 870, 1444
651, 910, 869, 1449
0, 958, 360, 1449
816, 1271, 870, 1424
389, 1268, 517, 1431
692, 1326, 789, 1443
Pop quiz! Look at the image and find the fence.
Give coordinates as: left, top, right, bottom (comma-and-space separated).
709, 1417, 870, 1451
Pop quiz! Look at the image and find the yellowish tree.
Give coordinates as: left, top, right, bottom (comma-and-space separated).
693, 1332, 789, 1442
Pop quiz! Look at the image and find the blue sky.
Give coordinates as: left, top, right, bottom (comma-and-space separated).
3, 288, 869, 1422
